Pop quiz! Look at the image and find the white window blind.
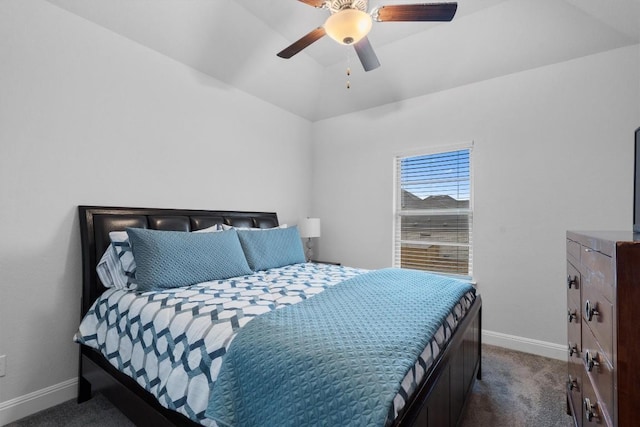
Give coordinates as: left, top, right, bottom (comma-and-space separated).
394, 147, 473, 277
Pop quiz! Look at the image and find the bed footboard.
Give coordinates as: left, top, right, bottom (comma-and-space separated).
394, 295, 482, 427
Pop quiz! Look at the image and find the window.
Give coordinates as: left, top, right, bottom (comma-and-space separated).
394, 146, 473, 277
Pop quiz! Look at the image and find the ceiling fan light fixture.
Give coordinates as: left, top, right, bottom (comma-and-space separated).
324, 9, 372, 45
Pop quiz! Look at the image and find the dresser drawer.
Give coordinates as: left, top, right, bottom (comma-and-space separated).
582, 326, 613, 425
567, 368, 583, 427
568, 315, 581, 353
581, 248, 613, 303
568, 238, 581, 264
581, 285, 613, 365
568, 295, 581, 358
567, 261, 581, 307
581, 376, 609, 426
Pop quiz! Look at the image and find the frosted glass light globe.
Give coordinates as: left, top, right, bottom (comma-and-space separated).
324, 9, 372, 45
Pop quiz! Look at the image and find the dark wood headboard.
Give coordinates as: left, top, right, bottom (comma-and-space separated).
78, 206, 279, 317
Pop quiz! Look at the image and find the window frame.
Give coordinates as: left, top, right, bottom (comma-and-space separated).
392, 142, 474, 279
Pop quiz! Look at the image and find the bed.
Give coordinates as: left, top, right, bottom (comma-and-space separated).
76, 205, 482, 427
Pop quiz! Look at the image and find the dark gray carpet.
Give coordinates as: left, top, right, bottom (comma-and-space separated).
5, 393, 133, 427
8, 345, 572, 426
460, 345, 573, 427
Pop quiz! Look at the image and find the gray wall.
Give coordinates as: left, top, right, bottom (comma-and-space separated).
0, 0, 312, 415
311, 45, 640, 357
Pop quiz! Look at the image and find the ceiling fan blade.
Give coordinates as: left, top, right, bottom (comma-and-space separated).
297, 0, 326, 7
354, 37, 380, 72
277, 27, 326, 59
375, 3, 457, 22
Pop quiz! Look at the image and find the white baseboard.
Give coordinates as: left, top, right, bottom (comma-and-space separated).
0, 378, 77, 426
482, 329, 567, 361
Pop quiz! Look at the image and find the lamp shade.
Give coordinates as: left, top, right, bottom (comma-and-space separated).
324, 9, 372, 45
298, 218, 321, 238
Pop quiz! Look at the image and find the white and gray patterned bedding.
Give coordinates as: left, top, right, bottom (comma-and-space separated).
74, 263, 475, 426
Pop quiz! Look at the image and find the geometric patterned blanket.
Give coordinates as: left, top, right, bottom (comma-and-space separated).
75, 264, 475, 426
205, 268, 475, 427
75, 263, 365, 424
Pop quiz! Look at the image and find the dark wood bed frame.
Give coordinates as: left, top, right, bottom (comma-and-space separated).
77, 205, 482, 427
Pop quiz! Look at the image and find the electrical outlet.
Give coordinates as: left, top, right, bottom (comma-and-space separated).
0, 355, 6, 377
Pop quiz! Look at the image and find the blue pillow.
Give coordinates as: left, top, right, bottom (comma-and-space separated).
126, 228, 252, 291
237, 226, 306, 271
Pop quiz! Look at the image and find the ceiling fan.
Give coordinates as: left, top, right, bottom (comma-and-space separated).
277, 1, 458, 72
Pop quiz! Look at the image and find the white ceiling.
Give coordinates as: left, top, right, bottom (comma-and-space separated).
46, 0, 640, 121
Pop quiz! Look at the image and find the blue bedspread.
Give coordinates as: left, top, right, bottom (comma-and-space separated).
205, 268, 474, 427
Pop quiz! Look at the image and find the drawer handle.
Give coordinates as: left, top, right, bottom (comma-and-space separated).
584, 397, 598, 422
584, 300, 599, 321
568, 374, 579, 391
584, 350, 600, 372
568, 342, 579, 357
567, 275, 577, 289
567, 309, 577, 323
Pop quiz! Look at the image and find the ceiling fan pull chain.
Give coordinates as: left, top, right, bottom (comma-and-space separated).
346, 53, 351, 89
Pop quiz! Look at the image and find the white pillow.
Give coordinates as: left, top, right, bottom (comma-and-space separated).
221, 224, 287, 231
96, 231, 136, 290
193, 224, 221, 233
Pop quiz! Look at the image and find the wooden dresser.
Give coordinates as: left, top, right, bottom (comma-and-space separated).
566, 231, 640, 426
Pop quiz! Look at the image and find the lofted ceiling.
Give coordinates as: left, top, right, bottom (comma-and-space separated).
46, 0, 640, 122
